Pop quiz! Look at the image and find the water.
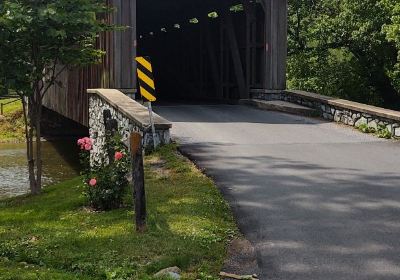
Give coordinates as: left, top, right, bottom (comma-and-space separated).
0, 141, 80, 198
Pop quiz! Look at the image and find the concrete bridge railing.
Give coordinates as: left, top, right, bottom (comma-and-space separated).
87, 89, 171, 165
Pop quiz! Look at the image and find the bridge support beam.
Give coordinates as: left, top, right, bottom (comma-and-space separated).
263, 0, 288, 92
110, 0, 137, 93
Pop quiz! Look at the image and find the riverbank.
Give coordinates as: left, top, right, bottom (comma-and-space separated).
0, 98, 25, 143
0, 145, 238, 279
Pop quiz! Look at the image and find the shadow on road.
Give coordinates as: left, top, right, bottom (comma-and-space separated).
179, 142, 400, 280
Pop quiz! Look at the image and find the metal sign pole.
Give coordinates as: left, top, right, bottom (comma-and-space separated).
147, 102, 157, 150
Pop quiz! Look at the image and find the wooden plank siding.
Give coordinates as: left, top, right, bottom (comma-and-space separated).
264, 0, 288, 91
43, 0, 137, 126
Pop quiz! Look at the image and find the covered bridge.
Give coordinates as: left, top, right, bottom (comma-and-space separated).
43, 0, 288, 127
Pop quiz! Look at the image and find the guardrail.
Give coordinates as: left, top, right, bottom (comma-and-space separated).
251, 89, 400, 138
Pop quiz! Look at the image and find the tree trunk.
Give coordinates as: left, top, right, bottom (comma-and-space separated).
35, 101, 43, 192
25, 86, 44, 195
22, 96, 37, 194
27, 96, 38, 194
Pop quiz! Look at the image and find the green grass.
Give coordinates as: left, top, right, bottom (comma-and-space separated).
0, 145, 238, 280
0, 98, 25, 142
0, 98, 22, 115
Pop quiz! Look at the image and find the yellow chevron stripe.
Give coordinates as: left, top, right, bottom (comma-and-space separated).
136, 57, 153, 72
140, 86, 156, 102
137, 69, 155, 90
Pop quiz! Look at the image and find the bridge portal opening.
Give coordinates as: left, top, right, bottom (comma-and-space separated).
43, 0, 287, 127
136, 0, 286, 102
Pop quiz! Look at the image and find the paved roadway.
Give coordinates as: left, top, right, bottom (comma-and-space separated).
155, 104, 400, 280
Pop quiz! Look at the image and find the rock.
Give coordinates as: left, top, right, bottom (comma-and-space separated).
323, 113, 333, 120
340, 115, 349, 125
347, 117, 355, 126
334, 111, 342, 122
368, 120, 378, 130
154, 267, 181, 279
395, 127, 400, 138
325, 105, 331, 113
355, 117, 367, 127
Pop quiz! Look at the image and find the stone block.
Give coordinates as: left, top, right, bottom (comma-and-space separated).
395, 127, 400, 137
355, 117, 368, 127
334, 111, 343, 122
326, 105, 331, 113
368, 120, 378, 130
323, 113, 333, 120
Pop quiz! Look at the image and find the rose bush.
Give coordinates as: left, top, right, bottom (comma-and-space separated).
78, 134, 130, 211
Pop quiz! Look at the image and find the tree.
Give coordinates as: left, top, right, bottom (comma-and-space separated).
287, 0, 400, 109
382, 0, 400, 92
0, 0, 114, 194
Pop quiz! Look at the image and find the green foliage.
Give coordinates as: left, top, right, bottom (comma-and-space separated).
376, 125, 393, 139
0, 145, 238, 279
357, 123, 392, 139
382, 0, 400, 92
79, 135, 130, 211
0, 0, 116, 193
357, 123, 376, 134
0, 0, 112, 95
0, 98, 25, 142
288, 0, 400, 109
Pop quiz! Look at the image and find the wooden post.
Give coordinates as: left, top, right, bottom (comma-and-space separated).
264, 0, 288, 91
147, 102, 157, 150
130, 132, 147, 233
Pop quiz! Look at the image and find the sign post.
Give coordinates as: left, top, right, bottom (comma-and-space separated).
135, 56, 157, 150
147, 102, 157, 150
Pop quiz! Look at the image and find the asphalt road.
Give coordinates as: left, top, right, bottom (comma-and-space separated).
155, 104, 400, 280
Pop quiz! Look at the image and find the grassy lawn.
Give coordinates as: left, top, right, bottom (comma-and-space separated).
0, 98, 25, 142
0, 145, 238, 280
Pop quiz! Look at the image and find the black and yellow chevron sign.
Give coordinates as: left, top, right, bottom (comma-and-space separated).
135, 56, 156, 102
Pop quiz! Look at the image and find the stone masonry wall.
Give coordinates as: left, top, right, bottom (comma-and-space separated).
252, 91, 400, 138
88, 91, 171, 166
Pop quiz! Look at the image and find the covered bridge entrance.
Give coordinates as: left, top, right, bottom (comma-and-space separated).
43, 0, 287, 126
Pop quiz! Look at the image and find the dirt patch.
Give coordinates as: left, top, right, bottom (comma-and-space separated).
147, 157, 171, 178
221, 238, 260, 279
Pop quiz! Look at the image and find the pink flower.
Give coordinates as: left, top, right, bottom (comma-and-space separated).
84, 143, 92, 151
78, 137, 93, 150
83, 137, 92, 145
114, 151, 124, 161
89, 178, 97, 187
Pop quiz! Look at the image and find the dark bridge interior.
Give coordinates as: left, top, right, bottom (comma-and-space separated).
137, 0, 267, 102
42, 0, 287, 127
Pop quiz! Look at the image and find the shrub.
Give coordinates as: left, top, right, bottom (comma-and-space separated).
376, 125, 392, 139
357, 123, 375, 134
78, 135, 130, 211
